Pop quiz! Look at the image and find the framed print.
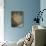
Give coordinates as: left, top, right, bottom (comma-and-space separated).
11, 11, 24, 27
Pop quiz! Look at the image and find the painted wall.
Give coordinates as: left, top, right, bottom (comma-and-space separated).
4, 0, 40, 42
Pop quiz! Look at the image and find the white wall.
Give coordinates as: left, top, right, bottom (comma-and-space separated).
0, 0, 4, 42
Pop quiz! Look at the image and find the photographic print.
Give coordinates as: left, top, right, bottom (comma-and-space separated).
11, 11, 24, 27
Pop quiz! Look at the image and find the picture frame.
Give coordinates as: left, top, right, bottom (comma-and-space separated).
11, 11, 24, 27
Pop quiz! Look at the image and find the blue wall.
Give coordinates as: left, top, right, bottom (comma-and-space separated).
4, 0, 40, 42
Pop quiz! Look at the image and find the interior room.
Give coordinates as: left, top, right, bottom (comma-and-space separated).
0, 0, 46, 46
